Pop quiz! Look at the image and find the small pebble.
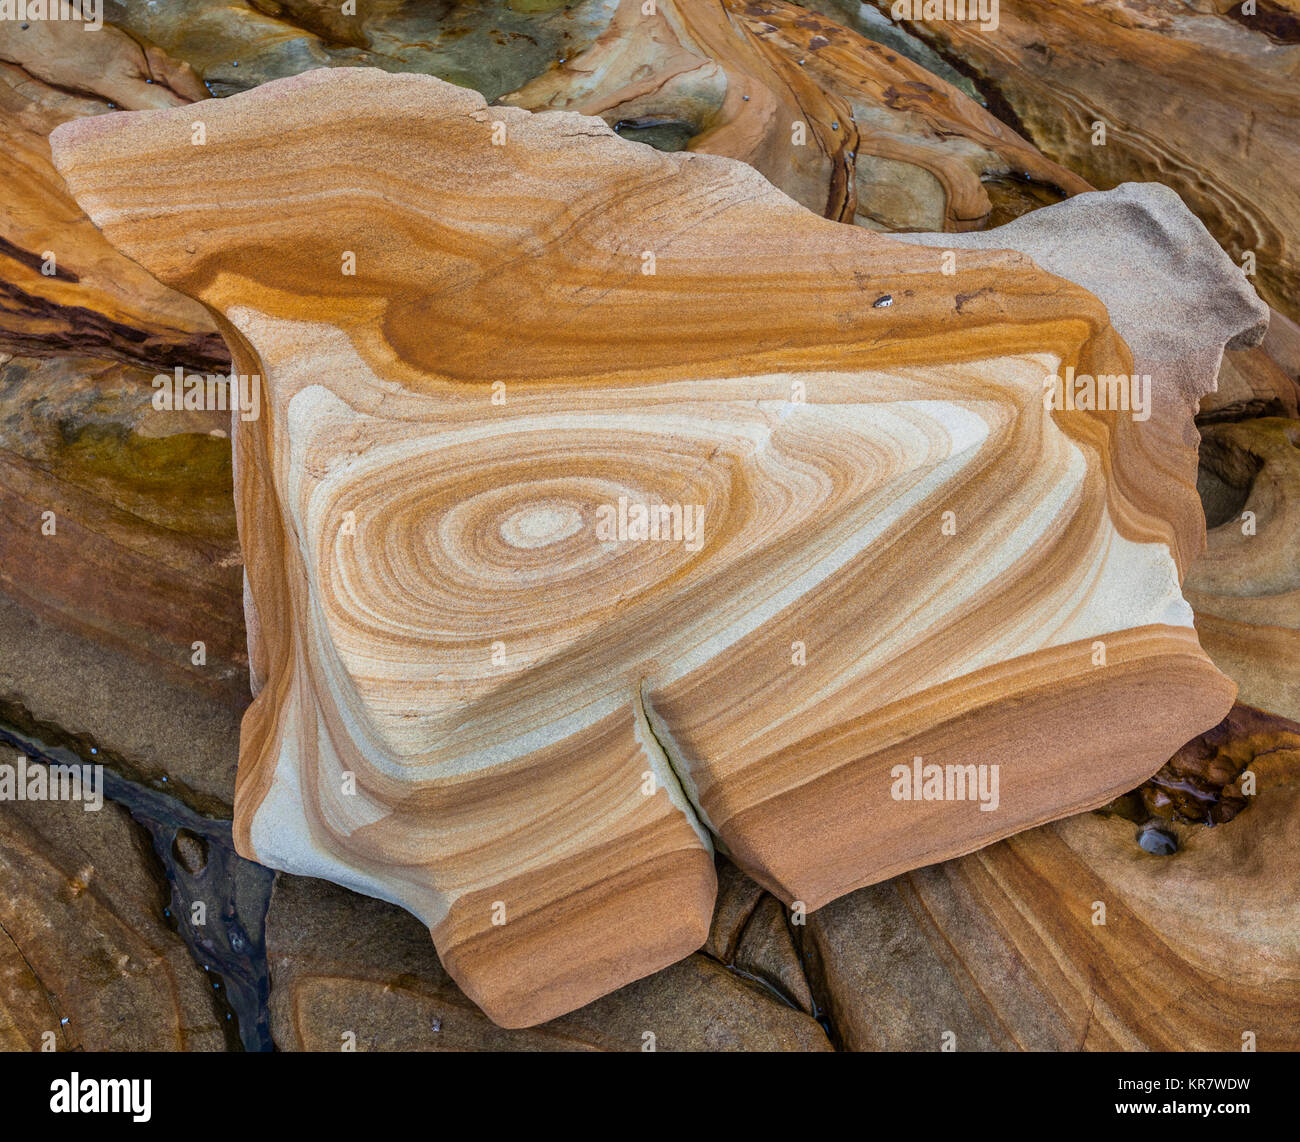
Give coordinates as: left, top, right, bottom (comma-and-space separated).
1137, 824, 1178, 855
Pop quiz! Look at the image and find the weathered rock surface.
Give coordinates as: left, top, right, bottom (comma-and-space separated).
51, 68, 1243, 1027
504, 0, 1088, 231
96, 0, 1090, 236
0, 592, 244, 816
0, 9, 209, 111
0, 0, 1097, 761
1203, 342, 1300, 424
0, 22, 226, 368
703, 855, 768, 963
109, 0, 618, 99
896, 184, 1299, 736
1121, 703, 1300, 828
1187, 418, 1300, 723
864, 0, 1300, 323
896, 180, 1271, 574
0, 355, 247, 811
0, 749, 226, 1051
266, 872, 830, 1051
0, 0, 1289, 1050
0, 356, 248, 701
805, 704, 1300, 1051
732, 894, 815, 1015
1261, 307, 1300, 385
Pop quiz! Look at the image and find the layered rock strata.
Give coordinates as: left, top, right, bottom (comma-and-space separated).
52, 67, 1241, 1026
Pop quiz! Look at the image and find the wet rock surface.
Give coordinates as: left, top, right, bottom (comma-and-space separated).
0, 719, 274, 1050
107, 0, 617, 100
0, 744, 225, 1051
1125, 704, 1300, 828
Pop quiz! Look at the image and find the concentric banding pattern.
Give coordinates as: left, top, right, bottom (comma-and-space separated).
49, 67, 1237, 1027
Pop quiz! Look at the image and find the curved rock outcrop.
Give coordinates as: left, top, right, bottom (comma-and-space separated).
0, 17, 227, 368
862, 0, 1300, 323
52, 67, 1239, 1027
896, 181, 1271, 575
504, 0, 1090, 231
